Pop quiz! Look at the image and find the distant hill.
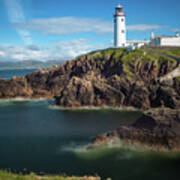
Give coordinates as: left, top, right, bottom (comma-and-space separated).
0, 60, 66, 70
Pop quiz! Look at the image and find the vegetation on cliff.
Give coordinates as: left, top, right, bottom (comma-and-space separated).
148, 47, 180, 58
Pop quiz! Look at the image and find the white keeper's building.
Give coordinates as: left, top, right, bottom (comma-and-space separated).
149, 32, 180, 47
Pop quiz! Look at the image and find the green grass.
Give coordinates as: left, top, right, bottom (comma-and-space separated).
77, 48, 177, 79
0, 171, 100, 180
176, 76, 180, 82
78, 48, 126, 60
149, 48, 180, 58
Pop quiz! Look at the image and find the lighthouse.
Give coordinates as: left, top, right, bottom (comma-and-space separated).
114, 4, 126, 47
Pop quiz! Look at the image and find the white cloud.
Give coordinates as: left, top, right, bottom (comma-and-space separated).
0, 39, 107, 62
5, 0, 32, 44
0, 51, 5, 57
14, 17, 113, 35
54, 39, 104, 57
14, 16, 168, 35
127, 24, 166, 32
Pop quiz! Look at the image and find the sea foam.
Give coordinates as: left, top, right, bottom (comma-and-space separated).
60, 143, 90, 153
48, 104, 138, 112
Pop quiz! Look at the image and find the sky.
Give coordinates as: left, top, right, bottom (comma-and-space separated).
0, 0, 180, 62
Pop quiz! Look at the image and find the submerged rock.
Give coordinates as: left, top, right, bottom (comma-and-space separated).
89, 109, 180, 151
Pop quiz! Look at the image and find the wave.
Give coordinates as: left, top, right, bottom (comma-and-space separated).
60, 142, 90, 153
61, 141, 131, 153
60, 141, 180, 161
0, 97, 48, 106
60, 142, 139, 161
48, 104, 139, 112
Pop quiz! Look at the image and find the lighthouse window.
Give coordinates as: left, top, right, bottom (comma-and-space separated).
122, 30, 125, 33
121, 19, 124, 22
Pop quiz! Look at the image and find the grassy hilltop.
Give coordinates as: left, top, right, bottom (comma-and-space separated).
78, 47, 177, 79
148, 46, 180, 58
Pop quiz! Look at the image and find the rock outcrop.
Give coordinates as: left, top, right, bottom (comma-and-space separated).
0, 48, 180, 110
0, 77, 33, 98
89, 109, 180, 151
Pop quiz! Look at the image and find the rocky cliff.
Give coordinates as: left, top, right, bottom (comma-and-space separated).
0, 48, 180, 110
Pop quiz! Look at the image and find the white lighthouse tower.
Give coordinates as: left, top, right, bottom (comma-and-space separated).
114, 4, 126, 47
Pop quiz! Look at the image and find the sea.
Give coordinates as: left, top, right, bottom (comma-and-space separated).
0, 69, 180, 180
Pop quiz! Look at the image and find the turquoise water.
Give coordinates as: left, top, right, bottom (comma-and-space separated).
0, 70, 180, 180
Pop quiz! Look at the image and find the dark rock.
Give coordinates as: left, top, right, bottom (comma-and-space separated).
90, 109, 180, 151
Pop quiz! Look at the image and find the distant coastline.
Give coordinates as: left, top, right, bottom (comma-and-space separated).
0, 60, 65, 70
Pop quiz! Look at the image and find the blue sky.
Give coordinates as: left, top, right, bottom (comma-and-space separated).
0, 0, 180, 61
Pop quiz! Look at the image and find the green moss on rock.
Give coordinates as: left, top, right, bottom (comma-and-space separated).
176, 76, 180, 82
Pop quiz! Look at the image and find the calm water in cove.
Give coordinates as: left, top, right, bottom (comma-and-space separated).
0, 69, 180, 180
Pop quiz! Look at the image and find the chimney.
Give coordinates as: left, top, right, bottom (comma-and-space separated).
176, 32, 179, 37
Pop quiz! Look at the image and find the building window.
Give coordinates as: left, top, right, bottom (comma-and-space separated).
122, 30, 125, 33
121, 18, 124, 22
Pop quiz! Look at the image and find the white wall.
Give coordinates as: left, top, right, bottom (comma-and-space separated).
161, 37, 180, 46
114, 16, 126, 47
149, 37, 180, 46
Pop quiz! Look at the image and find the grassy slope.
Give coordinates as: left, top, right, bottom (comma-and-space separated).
79, 48, 176, 80
148, 48, 180, 58
82, 48, 176, 66
176, 76, 180, 82
0, 171, 100, 180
